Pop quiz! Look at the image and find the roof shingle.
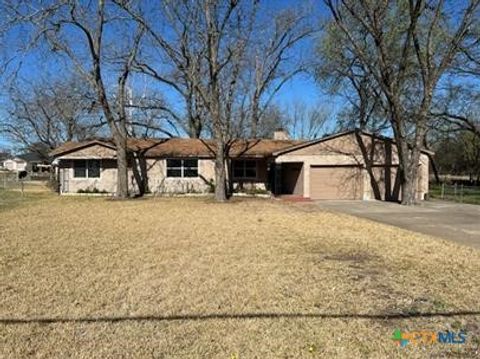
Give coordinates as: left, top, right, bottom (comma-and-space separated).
50, 138, 305, 159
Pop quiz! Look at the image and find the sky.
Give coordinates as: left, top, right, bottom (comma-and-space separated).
0, 0, 340, 152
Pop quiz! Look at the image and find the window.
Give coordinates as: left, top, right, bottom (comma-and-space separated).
73, 159, 100, 178
88, 160, 100, 178
166, 159, 198, 178
73, 160, 86, 178
233, 160, 257, 179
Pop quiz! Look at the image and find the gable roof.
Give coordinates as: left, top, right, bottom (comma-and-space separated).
50, 137, 305, 159
272, 129, 434, 156
49, 139, 114, 157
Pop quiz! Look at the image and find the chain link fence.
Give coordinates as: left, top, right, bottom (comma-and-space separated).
0, 171, 52, 210
0, 171, 21, 189
430, 183, 480, 205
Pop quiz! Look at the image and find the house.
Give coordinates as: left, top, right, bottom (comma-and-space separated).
50, 129, 430, 201
17, 152, 51, 177
2, 157, 28, 172
1, 152, 51, 178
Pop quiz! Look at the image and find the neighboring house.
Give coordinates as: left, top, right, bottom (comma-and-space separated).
1, 152, 51, 177
50, 129, 431, 201
2, 157, 28, 172
17, 152, 51, 176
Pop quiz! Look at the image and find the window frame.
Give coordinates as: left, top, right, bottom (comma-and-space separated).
166, 158, 199, 178
232, 159, 257, 180
73, 159, 101, 179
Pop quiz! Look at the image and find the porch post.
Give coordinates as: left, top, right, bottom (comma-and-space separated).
304, 161, 310, 198
274, 163, 282, 195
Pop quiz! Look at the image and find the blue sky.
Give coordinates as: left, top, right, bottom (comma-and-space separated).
0, 0, 340, 151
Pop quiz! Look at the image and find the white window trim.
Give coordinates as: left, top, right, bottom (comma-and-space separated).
232, 159, 258, 180
72, 159, 101, 179
166, 158, 199, 178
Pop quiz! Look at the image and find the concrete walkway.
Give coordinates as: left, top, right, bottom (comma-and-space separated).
315, 200, 480, 249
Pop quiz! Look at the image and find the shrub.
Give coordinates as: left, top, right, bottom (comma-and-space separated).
207, 179, 215, 193
77, 187, 108, 194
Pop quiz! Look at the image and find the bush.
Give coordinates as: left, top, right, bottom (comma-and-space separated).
207, 179, 215, 193
77, 187, 108, 194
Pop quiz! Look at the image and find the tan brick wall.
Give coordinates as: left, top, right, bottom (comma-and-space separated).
148, 159, 216, 194
58, 157, 217, 194
58, 159, 117, 193
276, 133, 429, 200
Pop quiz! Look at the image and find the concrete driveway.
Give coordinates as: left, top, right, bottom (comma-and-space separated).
315, 200, 480, 249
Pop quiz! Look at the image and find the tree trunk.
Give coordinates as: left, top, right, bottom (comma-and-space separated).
186, 92, 202, 139
189, 115, 202, 139
251, 95, 259, 138
355, 130, 382, 200
131, 152, 148, 196
214, 138, 227, 202
114, 135, 129, 198
399, 142, 420, 206
429, 153, 440, 185
401, 123, 427, 205
401, 171, 416, 205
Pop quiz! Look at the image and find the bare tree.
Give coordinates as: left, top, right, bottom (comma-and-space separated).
324, 0, 480, 204
117, 0, 258, 201
430, 26, 480, 138
4, 0, 146, 198
247, 7, 313, 138
430, 85, 480, 138
316, 21, 388, 132
116, 1, 311, 142
286, 100, 329, 140
1, 75, 104, 152
112, 0, 210, 139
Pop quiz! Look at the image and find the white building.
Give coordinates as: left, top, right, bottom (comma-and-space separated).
2, 157, 27, 172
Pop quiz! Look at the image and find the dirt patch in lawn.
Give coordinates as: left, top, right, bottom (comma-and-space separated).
1, 194, 480, 358
323, 251, 378, 263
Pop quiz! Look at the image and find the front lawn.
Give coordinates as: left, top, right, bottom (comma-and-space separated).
1, 190, 479, 358
0, 182, 53, 211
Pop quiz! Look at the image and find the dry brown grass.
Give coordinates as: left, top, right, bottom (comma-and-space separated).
1, 188, 480, 358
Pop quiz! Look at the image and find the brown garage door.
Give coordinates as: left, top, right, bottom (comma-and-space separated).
310, 166, 363, 200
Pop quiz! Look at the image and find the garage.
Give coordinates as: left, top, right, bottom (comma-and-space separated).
272, 130, 430, 201
310, 166, 363, 200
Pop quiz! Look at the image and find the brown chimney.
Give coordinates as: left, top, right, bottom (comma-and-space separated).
273, 128, 289, 140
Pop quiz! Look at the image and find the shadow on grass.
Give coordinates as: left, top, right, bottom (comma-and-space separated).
2, 311, 480, 325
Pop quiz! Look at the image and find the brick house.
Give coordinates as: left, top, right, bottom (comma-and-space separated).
50, 130, 431, 201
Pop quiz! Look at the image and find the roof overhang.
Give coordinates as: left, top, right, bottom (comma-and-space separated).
272, 129, 435, 157
50, 140, 115, 158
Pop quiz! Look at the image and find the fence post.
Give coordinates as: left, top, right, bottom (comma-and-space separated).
461, 184, 464, 203
454, 183, 457, 200
441, 182, 445, 199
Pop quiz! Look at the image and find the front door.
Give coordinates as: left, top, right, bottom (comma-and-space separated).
59, 167, 69, 193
